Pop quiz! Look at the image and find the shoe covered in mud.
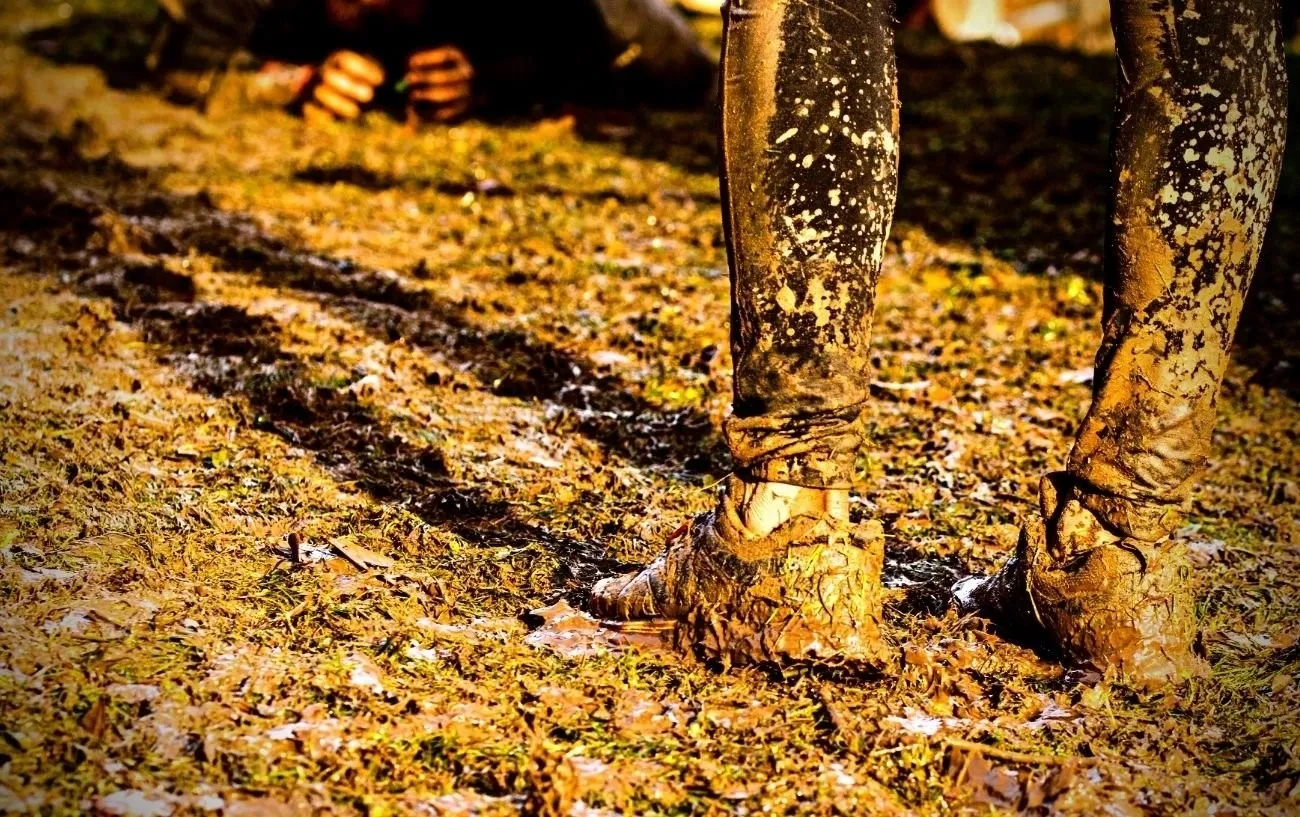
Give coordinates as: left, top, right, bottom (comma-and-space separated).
590, 477, 889, 670
953, 473, 1203, 687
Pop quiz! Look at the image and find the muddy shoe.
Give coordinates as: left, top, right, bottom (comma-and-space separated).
953, 474, 1202, 687
590, 477, 889, 669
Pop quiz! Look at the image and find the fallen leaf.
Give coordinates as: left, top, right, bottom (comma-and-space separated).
330, 536, 396, 570
81, 696, 111, 741
524, 600, 675, 659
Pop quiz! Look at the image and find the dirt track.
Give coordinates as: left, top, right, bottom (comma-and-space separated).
1, 3, 1299, 814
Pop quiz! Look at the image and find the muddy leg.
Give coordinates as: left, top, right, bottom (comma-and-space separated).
591, 0, 900, 668
958, 0, 1288, 686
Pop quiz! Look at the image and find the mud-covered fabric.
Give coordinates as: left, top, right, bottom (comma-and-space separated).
722, 0, 1288, 515
1067, 0, 1289, 539
721, 0, 899, 489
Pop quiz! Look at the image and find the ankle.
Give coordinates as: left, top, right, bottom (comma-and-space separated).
734, 479, 849, 537
1040, 473, 1178, 558
1048, 498, 1121, 559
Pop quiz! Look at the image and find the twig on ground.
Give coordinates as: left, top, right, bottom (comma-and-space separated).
943, 737, 1072, 766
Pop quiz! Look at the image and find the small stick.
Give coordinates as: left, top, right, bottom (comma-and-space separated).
943, 737, 1072, 766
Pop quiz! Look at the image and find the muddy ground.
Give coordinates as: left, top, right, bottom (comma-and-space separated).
1, 2, 1299, 814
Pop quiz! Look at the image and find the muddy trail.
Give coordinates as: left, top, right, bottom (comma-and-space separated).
2, 3, 1299, 815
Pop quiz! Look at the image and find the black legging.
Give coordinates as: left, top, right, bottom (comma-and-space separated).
720, 0, 1288, 541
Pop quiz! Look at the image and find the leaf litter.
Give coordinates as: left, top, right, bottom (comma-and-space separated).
0, 4, 1297, 815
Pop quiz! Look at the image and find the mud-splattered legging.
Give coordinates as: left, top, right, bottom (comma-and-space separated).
722, 0, 1288, 540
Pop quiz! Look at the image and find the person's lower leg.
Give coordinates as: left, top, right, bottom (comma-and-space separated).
590, 0, 900, 665
1065, 0, 1288, 545
722, 0, 899, 528
960, 0, 1288, 684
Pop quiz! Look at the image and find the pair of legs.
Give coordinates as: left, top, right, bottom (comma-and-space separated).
594, 0, 1289, 685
